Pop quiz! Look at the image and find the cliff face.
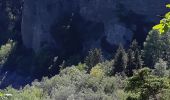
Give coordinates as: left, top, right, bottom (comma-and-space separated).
21, 0, 169, 52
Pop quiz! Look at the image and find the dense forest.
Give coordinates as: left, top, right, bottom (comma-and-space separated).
0, 0, 170, 100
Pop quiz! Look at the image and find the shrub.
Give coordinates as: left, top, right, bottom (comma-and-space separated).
0, 40, 15, 68
125, 68, 170, 100
99, 60, 114, 76
0, 64, 124, 100
90, 64, 105, 78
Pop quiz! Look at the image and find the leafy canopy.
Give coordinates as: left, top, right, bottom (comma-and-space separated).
153, 4, 170, 34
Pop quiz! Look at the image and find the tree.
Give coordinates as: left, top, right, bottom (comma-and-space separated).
113, 44, 127, 75
84, 48, 103, 73
126, 40, 143, 76
153, 58, 168, 77
125, 68, 170, 100
143, 30, 170, 68
160, 31, 170, 67
129, 40, 139, 52
153, 4, 170, 34
143, 30, 162, 67
144, 4, 170, 67
134, 49, 143, 69
126, 49, 135, 76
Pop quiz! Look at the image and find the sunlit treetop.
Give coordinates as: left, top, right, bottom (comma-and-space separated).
166, 4, 170, 8
153, 4, 170, 35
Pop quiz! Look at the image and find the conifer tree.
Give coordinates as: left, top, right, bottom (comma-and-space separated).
134, 49, 143, 69
126, 49, 135, 76
113, 44, 127, 75
85, 48, 103, 73
126, 40, 143, 76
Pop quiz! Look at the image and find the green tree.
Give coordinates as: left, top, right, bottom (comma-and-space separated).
129, 40, 140, 52
126, 49, 135, 76
153, 58, 168, 77
126, 40, 143, 76
143, 30, 170, 68
85, 48, 103, 73
143, 30, 162, 67
113, 44, 128, 75
144, 4, 170, 67
153, 4, 170, 34
125, 68, 170, 100
160, 31, 170, 67
134, 49, 143, 69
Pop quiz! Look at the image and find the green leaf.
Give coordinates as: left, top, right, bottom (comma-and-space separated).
166, 4, 170, 8
0, 92, 4, 97
153, 24, 167, 34
153, 24, 164, 30
165, 12, 170, 19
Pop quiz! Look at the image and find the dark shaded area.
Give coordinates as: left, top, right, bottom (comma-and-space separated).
101, 36, 118, 54
116, 3, 155, 47
50, 12, 104, 60
0, 0, 23, 44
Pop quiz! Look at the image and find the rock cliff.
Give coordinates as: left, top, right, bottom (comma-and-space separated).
21, 0, 169, 53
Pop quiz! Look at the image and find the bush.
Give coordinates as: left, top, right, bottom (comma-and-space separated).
90, 64, 105, 78
125, 68, 170, 100
0, 65, 124, 100
2, 86, 45, 100
0, 40, 15, 68
99, 60, 114, 76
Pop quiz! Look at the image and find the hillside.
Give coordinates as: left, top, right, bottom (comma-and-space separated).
0, 0, 170, 100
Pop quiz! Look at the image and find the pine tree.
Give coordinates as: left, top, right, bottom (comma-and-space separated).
126, 40, 143, 76
113, 44, 127, 75
126, 49, 135, 76
134, 49, 143, 69
85, 48, 103, 73
130, 40, 139, 52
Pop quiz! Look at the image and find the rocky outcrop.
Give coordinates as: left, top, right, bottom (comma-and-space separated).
21, 0, 169, 52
